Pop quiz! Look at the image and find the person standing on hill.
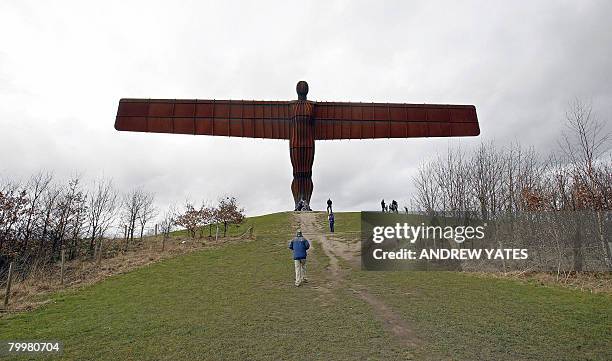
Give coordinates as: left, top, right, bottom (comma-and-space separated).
303, 199, 311, 211
288, 230, 310, 286
381, 199, 386, 212
328, 212, 335, 233
391, 200, 398, 213
327, 198, 333, 213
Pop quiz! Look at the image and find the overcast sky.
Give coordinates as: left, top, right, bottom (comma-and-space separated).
1, 0, 611, 216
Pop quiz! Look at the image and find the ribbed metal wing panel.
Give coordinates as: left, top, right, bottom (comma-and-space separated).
115, 99, 292, 139
313, 102, 479, 139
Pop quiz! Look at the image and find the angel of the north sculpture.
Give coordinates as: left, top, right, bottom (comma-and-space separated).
114, 81, 480, 210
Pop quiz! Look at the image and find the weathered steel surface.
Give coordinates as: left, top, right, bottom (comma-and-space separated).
116, 99, 292, 139
114, 81, 480, 209
114, 100, 479, 139
313, 102, 479, 139
290, 100, 315, 206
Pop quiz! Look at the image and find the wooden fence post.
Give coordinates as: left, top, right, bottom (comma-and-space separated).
3, 261, 14, 309
60, 249, 65, 286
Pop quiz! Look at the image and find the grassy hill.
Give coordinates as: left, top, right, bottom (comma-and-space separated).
0, 212, 610, 360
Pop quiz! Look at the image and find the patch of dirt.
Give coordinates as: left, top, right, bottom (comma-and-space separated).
294, 211, 421, 348
326, 234, 361, 268
351, 287, 421, 347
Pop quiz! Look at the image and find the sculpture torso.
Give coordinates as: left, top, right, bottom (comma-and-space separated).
289, 100, 315, 209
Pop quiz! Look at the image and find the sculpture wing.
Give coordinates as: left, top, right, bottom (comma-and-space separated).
115, 99, 292, 139
313, 102, 479, 140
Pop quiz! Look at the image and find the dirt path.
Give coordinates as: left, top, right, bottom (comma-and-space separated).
295, 212, 420, 348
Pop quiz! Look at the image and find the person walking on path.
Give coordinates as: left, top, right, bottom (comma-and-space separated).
328, 212, 335, 233
326, 198, 333, 213
288, 230, 310, 286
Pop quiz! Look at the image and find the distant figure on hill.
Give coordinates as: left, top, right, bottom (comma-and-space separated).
327, 198, 333, 213
391, 200, 398, 213
404, 206, 409, 214
288, 230, 310, 286
381, 199, 386, 212
296, 199, 304, 211
328, 212, 335, 233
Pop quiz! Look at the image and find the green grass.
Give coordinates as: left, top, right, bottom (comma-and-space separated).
169, 217, 256, 239
331, 211, 361, 234
349, 271, 611, 360
335, 212, 611, 359
1, 211, 610, 360
0, 213, 410, 360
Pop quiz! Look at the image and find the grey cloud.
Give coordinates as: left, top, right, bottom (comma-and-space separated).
1, 0, 611, 215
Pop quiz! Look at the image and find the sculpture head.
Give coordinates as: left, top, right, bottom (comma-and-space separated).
296, 81, 309, 100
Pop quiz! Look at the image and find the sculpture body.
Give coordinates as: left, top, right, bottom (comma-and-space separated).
114, 81, 480, 210
290, 99, 315, 207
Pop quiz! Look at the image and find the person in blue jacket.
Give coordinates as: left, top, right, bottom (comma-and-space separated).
288, 230, 310, 286
328, 212, 335, 232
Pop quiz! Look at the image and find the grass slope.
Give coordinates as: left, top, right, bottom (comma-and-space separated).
0, 211, 610, 360
335, 212, 612, 360
0, 213, 408, 360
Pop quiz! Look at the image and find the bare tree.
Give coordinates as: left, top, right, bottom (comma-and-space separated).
37, 186, 60, 260
18, 172, 53, 252
560, 98, 611, 268
122, 188, 146, 249
561, 98, 610, 178
198, 206, 214, 239
158, 205, 177, 251
469, 142, 505, 220
87, 178, 118, 257
215, 196, 245, 237
175, 202, 203, 239
137, 192, 156, 239
66, 188, 88, 260
412, 161, 440, 215
0, 180, 28, 260
50, 175, 86, 260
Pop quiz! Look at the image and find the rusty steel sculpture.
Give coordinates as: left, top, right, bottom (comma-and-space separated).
114, 81, 480, 210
